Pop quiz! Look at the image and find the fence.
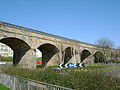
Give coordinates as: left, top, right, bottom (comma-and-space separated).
0, 73, 73, 90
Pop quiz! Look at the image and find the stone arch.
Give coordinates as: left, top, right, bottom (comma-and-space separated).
63, 47, 73, 64
37, 43, 59, 67
63, 47, 78, 64
80, 49, 91, 62
0, 37, 31, 65
94, 51, 105, 63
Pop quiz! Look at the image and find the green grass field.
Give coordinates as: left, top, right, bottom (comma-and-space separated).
0, 84, 10, 90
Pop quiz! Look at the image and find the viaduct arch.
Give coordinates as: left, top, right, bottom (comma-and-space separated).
81, 49, 91, 63
0, 37, 31, 65
0, 21, 120, 69
37, 43, 59, 67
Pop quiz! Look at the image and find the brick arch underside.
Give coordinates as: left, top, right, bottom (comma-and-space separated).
81, 50, 91, 62
0, 37, 31, 64
37, 44, 59, 67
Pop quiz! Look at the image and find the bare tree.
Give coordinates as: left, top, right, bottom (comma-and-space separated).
95, 38, 115, 62
95, 38, 114, 48
117, 46, 120, 60
117, 46, 120, 50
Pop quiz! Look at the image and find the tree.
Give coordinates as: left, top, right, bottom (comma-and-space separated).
117, 46, 120, 60
95, 38, 115, 62
117, 46, 120, 50
95, 38, 114, 48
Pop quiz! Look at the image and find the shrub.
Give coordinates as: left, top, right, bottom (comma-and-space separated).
0, 65, 120, 89
113, 60, 120, 63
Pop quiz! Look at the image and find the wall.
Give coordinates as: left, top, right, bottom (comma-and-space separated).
0, 73, 72, 90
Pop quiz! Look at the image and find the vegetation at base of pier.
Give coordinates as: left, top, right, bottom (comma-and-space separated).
0, 56, 13, 62
0, 84, 10, 90
0, 64, 120, 90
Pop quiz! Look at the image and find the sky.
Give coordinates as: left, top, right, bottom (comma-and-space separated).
0, 0, 120, 48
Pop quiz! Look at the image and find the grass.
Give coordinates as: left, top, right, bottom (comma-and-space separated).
0, 56, 13, 62
0, 64, 120, 90
82, 64, 120, 71
47, 63, 120, 72
0, 84, 10, 90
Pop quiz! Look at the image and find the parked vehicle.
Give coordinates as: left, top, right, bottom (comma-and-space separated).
0, 61, 7, 65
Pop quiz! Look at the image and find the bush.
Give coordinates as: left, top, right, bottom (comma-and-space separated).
113, 60, 120, 63
0, 65, 120, 89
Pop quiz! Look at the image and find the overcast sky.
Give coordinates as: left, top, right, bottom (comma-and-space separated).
0, 0, 120, 48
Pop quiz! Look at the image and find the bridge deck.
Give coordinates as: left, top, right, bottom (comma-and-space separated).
0, 21, 94, 46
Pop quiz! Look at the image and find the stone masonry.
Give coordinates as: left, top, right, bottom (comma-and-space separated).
0, 21, 120, 69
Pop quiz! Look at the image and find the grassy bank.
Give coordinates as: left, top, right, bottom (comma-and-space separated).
0, 64, 120, 90
0, 84, 10, 90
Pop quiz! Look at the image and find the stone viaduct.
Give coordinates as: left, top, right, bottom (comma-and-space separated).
0, 21, 120, 69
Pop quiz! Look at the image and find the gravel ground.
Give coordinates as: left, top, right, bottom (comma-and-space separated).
106, 63, 120, 78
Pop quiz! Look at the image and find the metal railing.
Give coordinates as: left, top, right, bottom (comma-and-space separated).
0, 21, 94, 46
0, 73, 73, 90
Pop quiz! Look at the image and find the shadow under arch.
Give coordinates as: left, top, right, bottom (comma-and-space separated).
94, 51, 105, 63
37, 43, 59, 67
81, 49, 91, 63
0, 37, 31, 65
